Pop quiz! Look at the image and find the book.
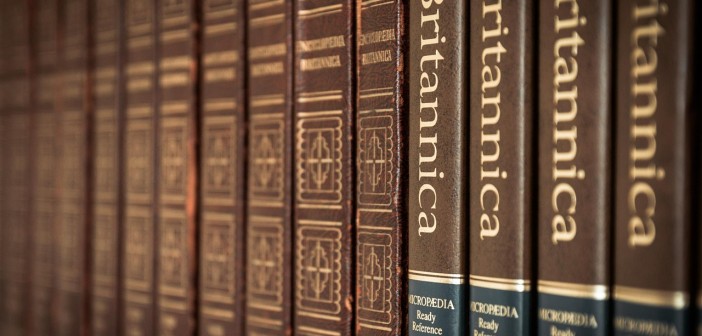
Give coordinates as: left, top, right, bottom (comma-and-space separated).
91, 0, 123, 334
245, 0, 293, 334
537, 0, 612, 335
293, 0, 356, 334
31, 0, 60, 333
355, 0, 406, 334
469, 0, 534, 335
613, 0, 694, 334
198, 0, 246, 334
122, 0, 158, 334
0, 4, 6, 330
407, 0, 468, 335
56, 0, 92, 334
155, 0, 198, 334
1, 0, 32, 334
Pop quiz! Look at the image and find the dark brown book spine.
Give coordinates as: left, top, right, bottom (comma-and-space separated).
1, 0, 32, 334
293, 0, 355, 334
355, 0, 405, 335
613, 1, 694, 334
0, 10, 5, 326
122, 0, 158, 334
91, 0, 123, 334
469, 0, 534, 335
245, 0, 293, 334
197, 0, 246, 334
31, 0, 59, 334
537, 0, 612, 335
56, 0, 92, 334
0, 3, 6, 328
155, 0, 198, 334
406, 0, 468, 334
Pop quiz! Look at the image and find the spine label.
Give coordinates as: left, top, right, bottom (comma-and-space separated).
470, 286, 530, 335
409, 280, 465, 335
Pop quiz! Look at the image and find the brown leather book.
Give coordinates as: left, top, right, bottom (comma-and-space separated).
198, 0, 246, 334
122, 0, 158, 334
245, 0, 293, 334
469, 0, 534, 335
293, 0, 356, 334
0, 12, 5, 328
0, 0, 32, 334
91, 0, 123, 334
31, 0, 60, 333
613, 1, 694, 334
56, 0, 93, 334
155, 0, 198, 334
355, 1, 405, 335
406, 0, 468, 334
537, 0, 612, 335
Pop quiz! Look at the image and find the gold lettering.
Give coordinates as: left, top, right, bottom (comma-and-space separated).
626, 0, 666, 247
550, 0, 586, 244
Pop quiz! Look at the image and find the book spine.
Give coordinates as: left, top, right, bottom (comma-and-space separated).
31, 0, 59, 334
56, 0, 92, 334
613, 0, 693, 334
293, 0, 356, 334
0, 28, 4, 331
0, 12, 5, 327
537, 0, 612, 335
155, 0, 198, 334
355, 0, 406, 335
122, 0, 158, 334
91, 0, 122, 334
469, 0, 534, 335
407, 0, 468, 335
245, 0, 293, 334
2, 0, 32, 334
0, 3, 5, 332
198, 0, 246, 334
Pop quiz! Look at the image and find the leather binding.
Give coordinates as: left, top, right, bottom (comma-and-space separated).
1, 1, 32, 334
537, 0, 612, 335
0, 5, 6, 332
155, 0, 198, 334
56, 0, 93, 334
245, 0, 293, 334
122, 0, 158, 334
91, 0, 123, 334
407, 0, 468, 334
355, 0, 405, 334
293, 0, 355, 334
469, 0, 533, 335
198, 0, 246, 334
31, 0, 60, 333
613, 1, 694, 334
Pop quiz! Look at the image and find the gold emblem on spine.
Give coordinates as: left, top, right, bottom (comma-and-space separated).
160, 118, 188, 203
296, 117, 343, 204
247, 216, 283, 306
126, 121, 153, 202
125, 211, 152, 289
159, 214, 188, 295
202, 215, 235, 296
250, 120, 284, 201
296, 226, 342, 315
202, 116, 236, 205
357, 233, 392, 324
358, 115, 393, 206
94, 207, 117, 286
96, 126, 116, 199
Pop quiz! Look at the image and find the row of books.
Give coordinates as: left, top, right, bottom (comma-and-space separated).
0, 0, 700, 335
